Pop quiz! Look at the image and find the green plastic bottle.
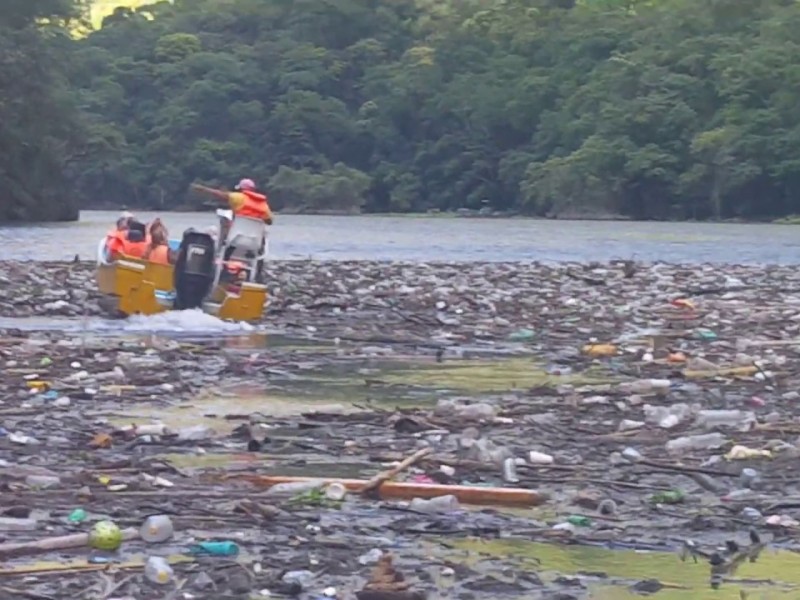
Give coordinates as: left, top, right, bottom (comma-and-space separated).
68, 508, 87, 523
188, 541, 240, 556
650, 490, 685, 504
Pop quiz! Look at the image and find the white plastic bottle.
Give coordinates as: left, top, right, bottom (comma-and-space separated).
140, 515, 174, 543
145, 556, 173, 584
408, 495, 460, 514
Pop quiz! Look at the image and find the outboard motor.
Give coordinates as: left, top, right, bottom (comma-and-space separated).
173, 229, 216, 310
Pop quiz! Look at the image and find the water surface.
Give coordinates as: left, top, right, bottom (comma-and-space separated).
2, 210, 799, 263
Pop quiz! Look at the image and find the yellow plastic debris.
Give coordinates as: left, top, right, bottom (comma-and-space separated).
671, 298, 696, 310
683, 365, 758, 379
582, 344, 618, 357
726, 445, 771, 460
26, 381, 50, 391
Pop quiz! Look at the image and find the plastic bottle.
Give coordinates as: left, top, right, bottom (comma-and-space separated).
140, 515, 174, 543
266, 481, 325, 497
25, 475, 61, 488
0, 517, 38, 531
665, 432, 727, 455
643, 403, 693, 429
456, 402, 497, 420
528, 451, 554, 465
282, 570, 315, 588
502, 457, 520, 483
324, 483, 347, 501
649, 490, 685, 504
621, 447, 642, 462
144, 556, 173, 585
741, 507, 763, 520
619, 379, 671, 394
739, 468, 761, 489
68, 508, 87, 523
695, 410, 755, 432
188, 541, 240, 556
509, 328, 535, 341
177, 425, 213, 441
358, 549, 384, 565
408, 495, 460, 514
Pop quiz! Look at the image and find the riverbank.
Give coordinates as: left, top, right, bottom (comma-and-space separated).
43, 204, 800, 223
2, 260, 800, 598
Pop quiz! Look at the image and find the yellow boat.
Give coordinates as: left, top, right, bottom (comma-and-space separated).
96, 210, 268, 322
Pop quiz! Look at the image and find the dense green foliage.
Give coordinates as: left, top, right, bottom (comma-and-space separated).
11, 0, 800, 220
0, 0, 86, 221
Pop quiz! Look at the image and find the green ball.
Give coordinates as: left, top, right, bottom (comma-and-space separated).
89, 520, 123, 551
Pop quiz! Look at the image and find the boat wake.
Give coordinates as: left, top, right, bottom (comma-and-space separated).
0, 309, 255, 335
115, 309, 256, 333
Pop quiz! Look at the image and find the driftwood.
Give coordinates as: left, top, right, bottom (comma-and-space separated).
0, 528, 139, 559
359, 447, 432, 496
356, 552, 426, 600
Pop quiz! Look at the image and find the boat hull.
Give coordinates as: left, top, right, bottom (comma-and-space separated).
95, 239, 267, 321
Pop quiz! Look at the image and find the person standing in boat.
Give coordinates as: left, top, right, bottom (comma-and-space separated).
191, 178, 274, 226
191, 178, 272, 285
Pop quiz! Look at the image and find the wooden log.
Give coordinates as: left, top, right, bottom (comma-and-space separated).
233, 475, 547, 507
0, 528, 139, 558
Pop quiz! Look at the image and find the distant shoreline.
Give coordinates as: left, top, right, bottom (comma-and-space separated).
77, 206, 800, 225
4, 207, 800, 226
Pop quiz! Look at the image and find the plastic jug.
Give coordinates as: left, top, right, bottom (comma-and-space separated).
140, 515, 174, 543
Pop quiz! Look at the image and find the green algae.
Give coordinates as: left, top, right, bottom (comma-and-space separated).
450, 538, 800, 599
151, 452, 372, 478
383, 358, 614, 393
112, 393, 365, 432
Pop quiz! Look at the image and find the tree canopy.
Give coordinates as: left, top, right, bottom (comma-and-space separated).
0, 0, 87, 221
8, 0, 800, 221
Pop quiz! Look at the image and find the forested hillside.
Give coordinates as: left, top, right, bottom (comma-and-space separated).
0, 0, 86, 222
7, 0, 800, 221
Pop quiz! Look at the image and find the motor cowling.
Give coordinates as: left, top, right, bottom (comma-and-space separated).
173, 229, 216, 310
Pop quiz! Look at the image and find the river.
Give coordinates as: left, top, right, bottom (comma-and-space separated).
1, 210, 799, 263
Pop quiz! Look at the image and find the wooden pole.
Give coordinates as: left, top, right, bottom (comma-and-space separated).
0, 528, 139, 559
233, 475, 547, 507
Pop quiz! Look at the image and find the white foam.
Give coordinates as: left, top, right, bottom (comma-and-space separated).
0, 311, 256, 335
120, 309, 255, 333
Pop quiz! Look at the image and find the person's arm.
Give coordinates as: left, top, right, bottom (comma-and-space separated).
192, 184, 250, 215
263, 197, 274, 225
191, 183, 230, 203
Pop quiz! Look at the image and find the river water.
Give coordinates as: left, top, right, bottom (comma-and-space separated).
1, 210, 799, 263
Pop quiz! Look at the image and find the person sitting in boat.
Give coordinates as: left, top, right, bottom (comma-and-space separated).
191, 178, 274, 225
143, 218, 172, 265
105, 212, 134, 259
120, 219, 149, 258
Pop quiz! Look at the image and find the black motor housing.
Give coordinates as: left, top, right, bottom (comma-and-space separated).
173, 229, 216, 310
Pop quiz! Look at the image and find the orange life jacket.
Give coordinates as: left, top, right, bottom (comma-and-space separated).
236, 190, 270, 221
106, 229, 126, 258
145, 244, 170, 265
122, 238, 149, 258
